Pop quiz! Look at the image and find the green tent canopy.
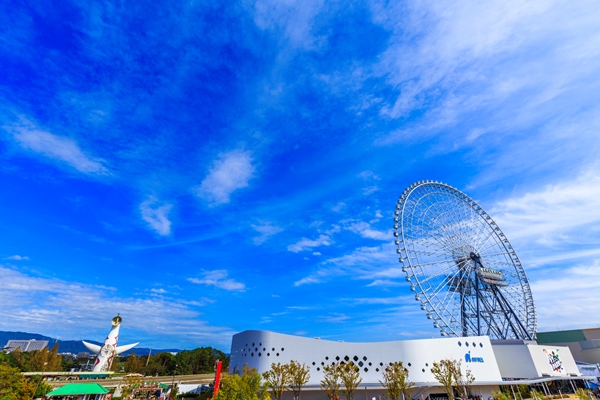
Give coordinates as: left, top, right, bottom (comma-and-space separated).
46, 383, 110, 396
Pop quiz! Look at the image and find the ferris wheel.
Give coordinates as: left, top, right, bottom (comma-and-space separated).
393, 180, 536, 340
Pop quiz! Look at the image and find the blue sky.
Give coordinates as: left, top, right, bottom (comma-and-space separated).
1, 0, 600, 351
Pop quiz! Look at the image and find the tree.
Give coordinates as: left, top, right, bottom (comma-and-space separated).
430, 360, 456, 400
263, 363, 289, 400
31, 375, 53, 399
453, 361, 474, 400
125, 351, 145, 373
339, 362, 362, 400
145, 352, 175, 376
321, 363, 342, 400
47, 344, 62, 371
0, 364, 36, 400
216, 364, 267, 400
379, 362, 414, 400
121, 373, 143, 398
288, 360, 310, 400
174, 347, 229, 375
430, 359, 474, 400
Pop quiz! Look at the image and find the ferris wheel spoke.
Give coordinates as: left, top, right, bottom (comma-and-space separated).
395, 181, 536, 340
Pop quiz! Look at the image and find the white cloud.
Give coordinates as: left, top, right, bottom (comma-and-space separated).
312, 252, 321, 256
357, 170, 380, 180
294, 244, 398, 286
331, 202, 346, 212
188, 270, 246, 292
0, 266, 232, 347
532, 262, 600, 331
491, 168, 600, 243
371, 0, 600, 174
140, 196, 173, 236
362, 186, 379, 195
318, 313, 350, 324
4, 255, 29, 261
7, 119, 109, 175
287, 234, 332, 253
251, 223, 284, 245
150, 288, 167, 294
196, 150, 255, 205
252, 0, 324, 49
345, 221, 389, 241
365, 279, 403, 287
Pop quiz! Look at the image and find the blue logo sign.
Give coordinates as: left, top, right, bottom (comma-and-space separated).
465, 351, 484, 363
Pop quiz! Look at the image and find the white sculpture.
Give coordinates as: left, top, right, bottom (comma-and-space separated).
82, 315, 139, 372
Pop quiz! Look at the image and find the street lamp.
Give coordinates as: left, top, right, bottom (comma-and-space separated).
32, 362, 48, 400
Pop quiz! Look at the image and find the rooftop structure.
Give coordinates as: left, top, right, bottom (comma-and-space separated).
537, 328, 600, 364
3, 339, 49, 352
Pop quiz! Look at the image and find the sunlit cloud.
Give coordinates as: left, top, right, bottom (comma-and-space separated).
188, 270, 246, 292
287, 234, 333, 253
196, 150, 256, 205
0, 266, 232, 347
6, 119, 109, 175
3, 255, 29, 261
251, 223, 284, 245
140, 196, 173, 236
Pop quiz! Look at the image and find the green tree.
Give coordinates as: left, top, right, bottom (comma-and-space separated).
263, 363, 289, 400
0, 364, 35, 400
287, 360, 310, 400
379, 362, 414, 400
47, 344, 62, 371
30, 375, 53, 398
125, 351, 145, 373
339, 362, 362, 400
8, 347, 29, 371
216, 364, 267, 400
145, 352, 175, 376
321, 363, 342, 400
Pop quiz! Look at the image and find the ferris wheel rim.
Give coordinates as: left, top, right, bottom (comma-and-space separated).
394, 180, 536, 339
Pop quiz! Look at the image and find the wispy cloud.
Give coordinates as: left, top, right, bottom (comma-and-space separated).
287, 234, 333, 253
0, 266, 232, 347
6, 119, 109, 175
4, 255, 29, 261
318, 313, 350, 324
252, 0, 324, 49
188, 270, 245, 292
251, 223, 284, 245
294, 244, 397, 286
345, 221, 389, 241
140, 196, 173, 236
491, 167, 600, 243
532, 262, 600, 331
196, 150, 256, 205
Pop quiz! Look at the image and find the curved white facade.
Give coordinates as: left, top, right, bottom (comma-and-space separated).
230, 330, 503, 387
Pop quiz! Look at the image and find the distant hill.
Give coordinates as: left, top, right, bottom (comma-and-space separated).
0, 331, 180, 355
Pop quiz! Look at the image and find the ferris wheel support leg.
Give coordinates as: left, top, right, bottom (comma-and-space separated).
492, 286, 532, 340
475, 272, 481, 336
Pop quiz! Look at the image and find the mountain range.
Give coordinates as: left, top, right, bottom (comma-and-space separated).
0, 331, 180, 356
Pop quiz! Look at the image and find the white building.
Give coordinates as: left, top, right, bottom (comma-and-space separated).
230, 330, 588, 400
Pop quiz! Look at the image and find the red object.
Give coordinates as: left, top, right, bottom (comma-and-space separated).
212, 360, 223, 399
